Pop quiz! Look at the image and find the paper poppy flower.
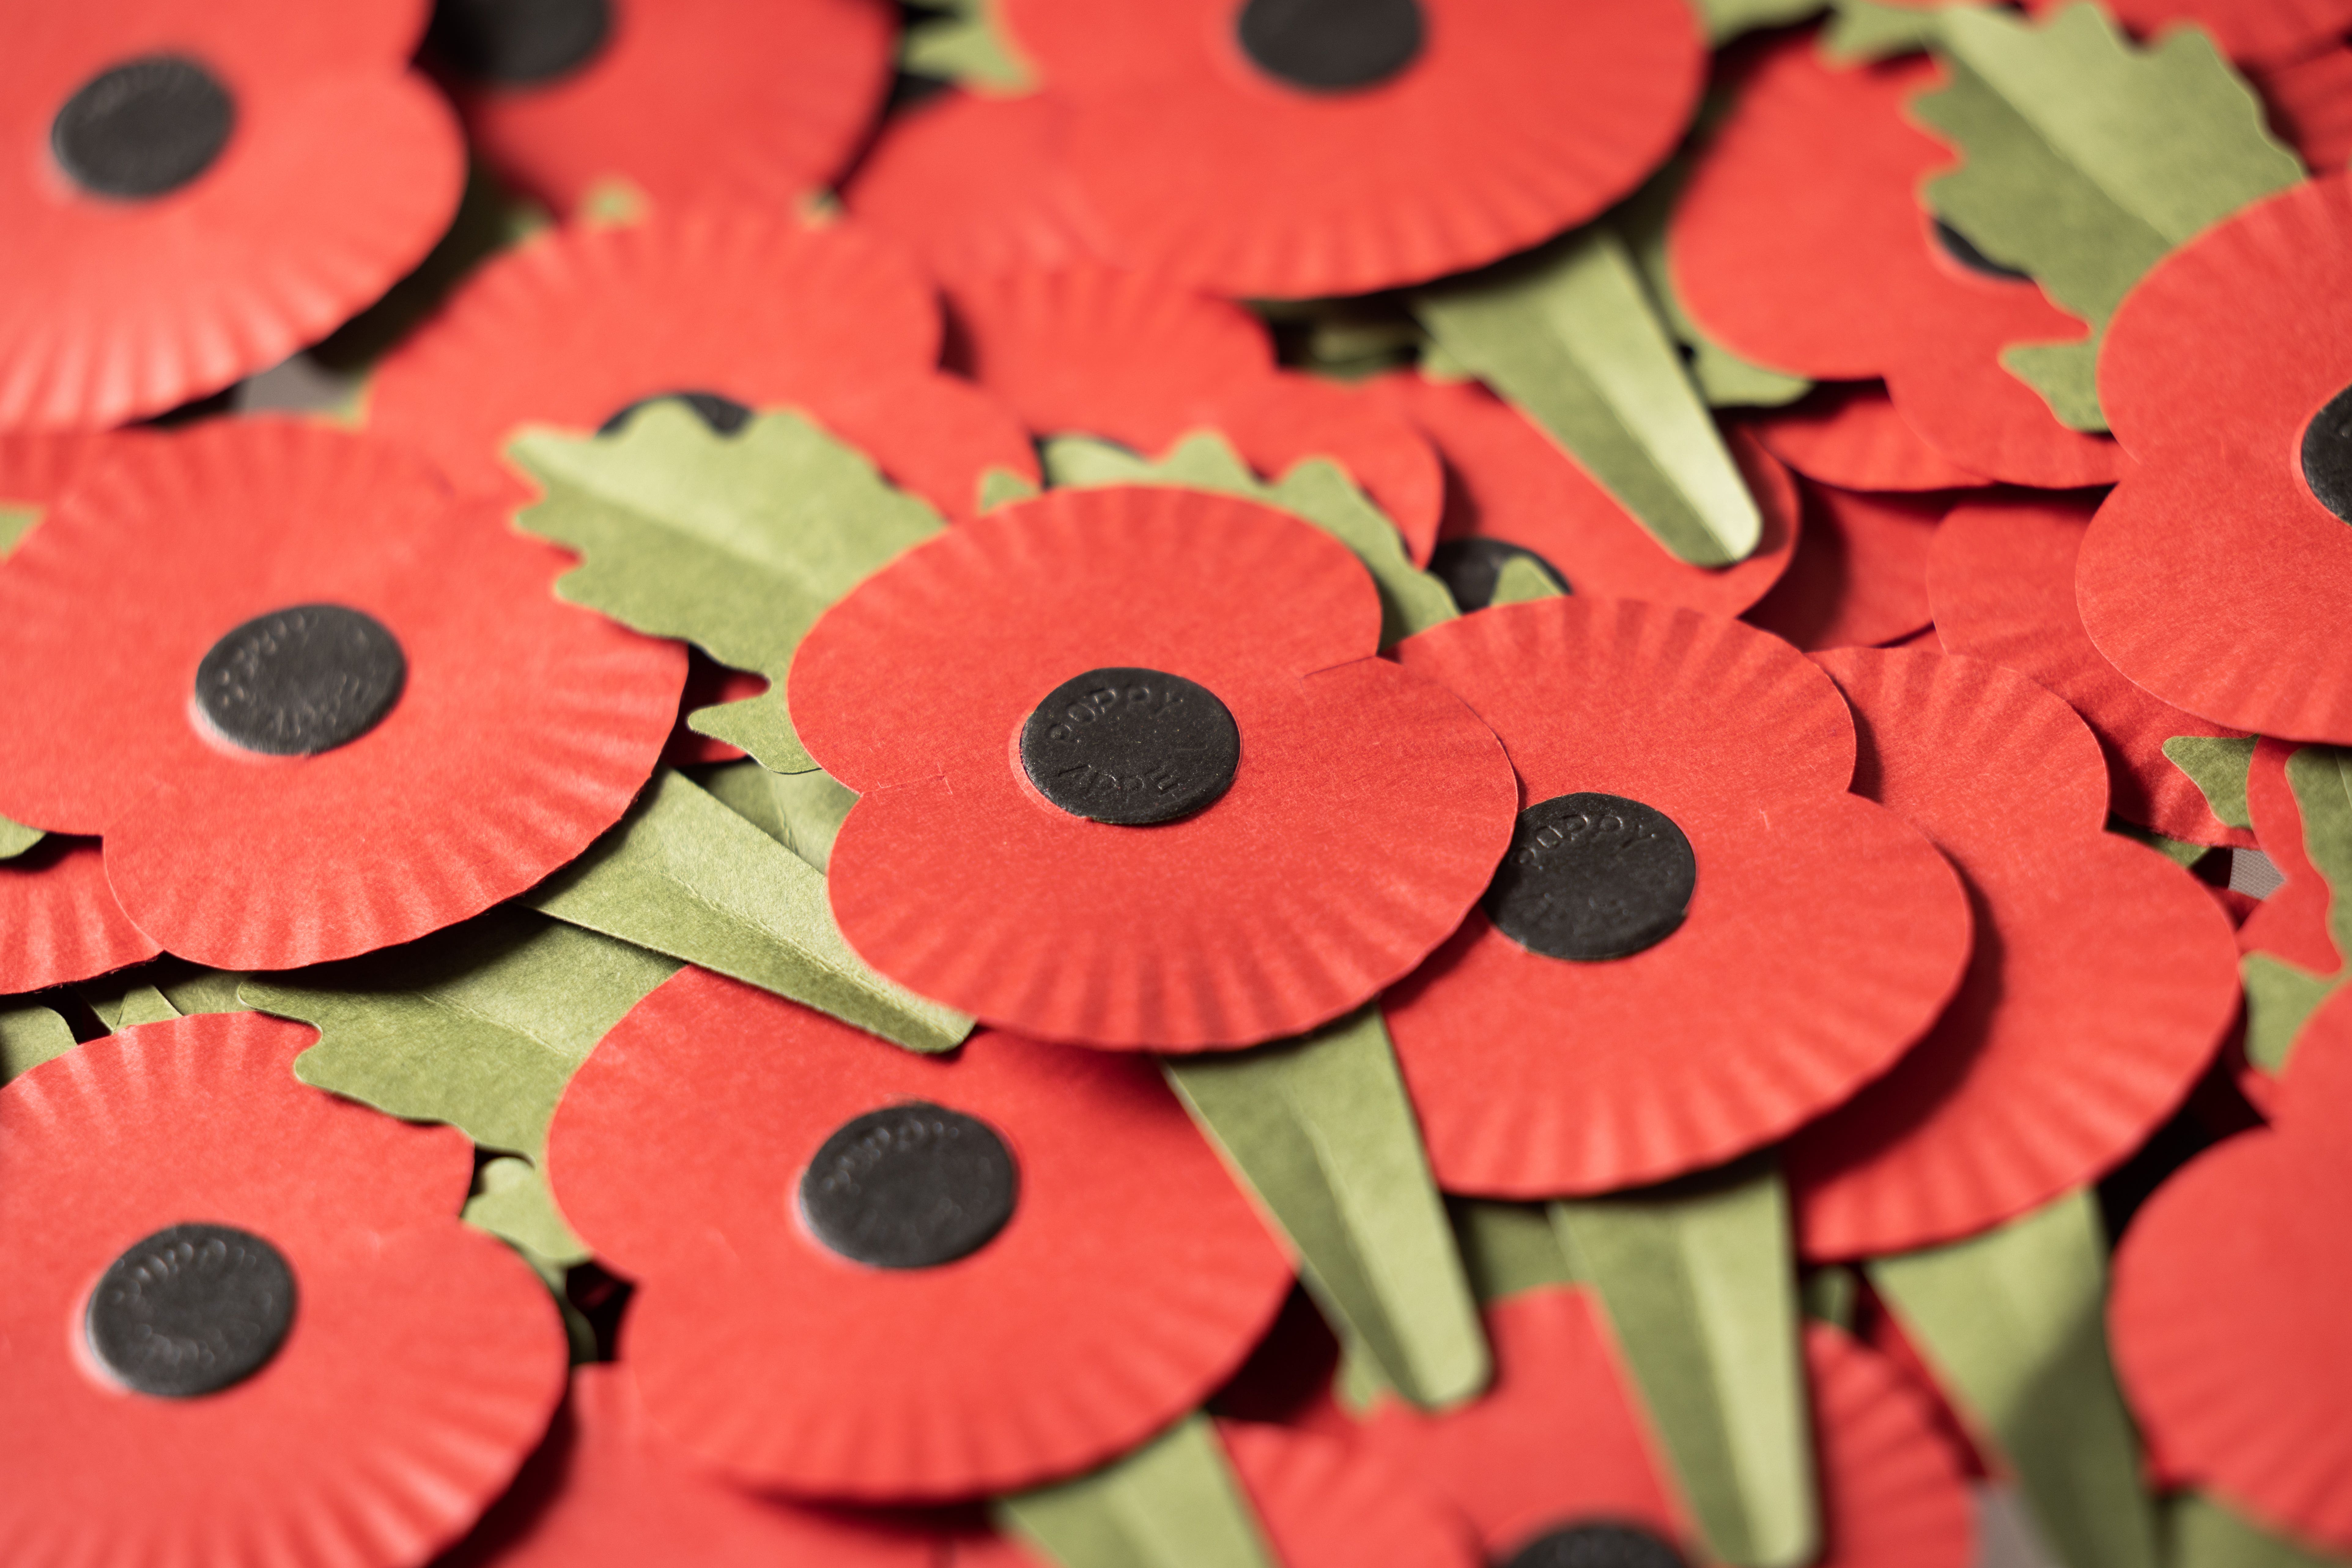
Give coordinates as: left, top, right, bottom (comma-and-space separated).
0, 419, 684, 970
1382, 596, 1970, 1196
1362, 371, 1800, 616
440, 1363, 945, 1568
2110, 982, 2352, 1554
0, 1009, 569, 1566
1744, 481, 1947, 653
426, 0, 896, 217
1671, 36, 2125, 490
1783, 648, 2242, 1258
368, 205, 1037, 520
1353, 1288, 1977, 1568
544, 966, 1295, 1499
0, 839, 160, 994
2077, 172, 2352, 743
2256, 42, 2352, 172
991, 0, 1705, 299
789, 483, 1519, 1050
1747, 383, 1992, 494
2, 0, 463, 429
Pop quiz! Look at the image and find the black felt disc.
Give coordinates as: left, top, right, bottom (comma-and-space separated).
1020, 668, 1242, 826
1503, 1522, 1690, 1568
1484, 792, 1696, 962
51, 56, 235, 200
86, 1223, 297, 1399
1932, 218, 2032, 283
428, 0, 613, 85
598, 390, 755, 438
193, 604, 407, 758
2303, 384, 2352, 523
800, 1102, 1020, 1270
1428, 537, 1570, 612
1236, 0, 1425, 92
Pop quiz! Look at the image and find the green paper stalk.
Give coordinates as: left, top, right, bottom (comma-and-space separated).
0, 1002, 77, 1085
1450, 1198, 1578, 1305
997, 1412, 1278, 1568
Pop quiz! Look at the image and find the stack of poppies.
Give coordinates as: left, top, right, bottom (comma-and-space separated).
2, 1, 2349, 1566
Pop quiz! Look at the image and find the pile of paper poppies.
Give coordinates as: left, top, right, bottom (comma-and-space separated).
4, 1, 2350, 1565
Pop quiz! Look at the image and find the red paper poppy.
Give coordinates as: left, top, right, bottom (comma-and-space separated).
367, 205, 1037, 520
1744, 481, 1947, 653
2256, 42, 2352, 172
2077, 173, 2352, 743
1670, 36, 2126, 490
789, 484, 1520, 1051
2110, 982, 2352, 1554
0, 419, 684, 970
1929, 491, 2258, 847
947, 261, 1445, 559
1784, 647, 2242, 1258
1362, 371, 1800, 616
544, 966, 1295, 1499
1383, 596, 1970, 1196
0, 1010, 569, 1566
0, 839, 161, 994
2021, 0, 2352, 67
2, 0, 463, 430
2238, 738, 2343, 977
991, 0, 1705, 299
1352, 1287, 1977, 1568
1747, 383, 1992, 494
0, 429, 134, 521
429, 0, 896, 218
440, 1363, 945, 1568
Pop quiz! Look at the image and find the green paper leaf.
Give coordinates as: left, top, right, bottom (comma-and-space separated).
1799, 1266, 1859, 1331
901, 0, 1036, 92
79, 958, 247, 1030
464, 1155, 591, 1269
997, 1413, 1278, 1568
2162, 736, 2257, 830
2243, 953, 2339, 1076
509, 406, 947, 775
245, 907, 679, 1157
2288, 746, 2352, 967
0, 1002, 77, 1085
1551, 1159, 1815, 1568
1040, 432, 1456, 648
1914, 4, 2301, 430
1450, 1198, 1578, 1305
524, 769, 971, 1055
2170, 1493, 2350, 1568
1822, 0, 1953, 63
0, 815, 43, 859
1696, 0, 1825, 43
979, 466, 1041, 512
1489, 553, 1568, 608
1415, 227, 1764, 566
687, 758, 859, 875
0, 501, 40, 554
1868, 1189, 2159, 1568
1163, 1006, 1490, 1411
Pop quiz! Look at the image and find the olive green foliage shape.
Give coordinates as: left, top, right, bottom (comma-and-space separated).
900, 0, 1035, 91
2162, 736, 2257, 830
2244, 747, 2352, 1074
998, 1413, 1278, 1568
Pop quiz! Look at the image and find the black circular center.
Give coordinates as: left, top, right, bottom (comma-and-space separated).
86, 1223, 296, 1399
597, 390, 754, 439
52, 55, 235, 200
1484, 792, 1696, 962
428, 0, 613, 85
1020, 668, 1241, 827
1237, 0, 1425, 92
193, 604, 406, 757
1428, 538, 1570, 612
2302, 384, 2352, 524
1504, 1522, 1689, 1568
1932, 218, 2031, 283
800, 1102, 1019, 1270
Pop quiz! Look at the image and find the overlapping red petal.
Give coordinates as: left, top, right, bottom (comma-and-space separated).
2026, 0, 2352, 66
0, 839, 161, 993
1747, 383, 1992, 494
2238, 738, 2343, 976
1745, 482, 1947, 653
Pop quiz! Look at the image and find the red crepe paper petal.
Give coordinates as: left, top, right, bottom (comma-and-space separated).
0, 1011, 568, 1567
791, 486, 1519, 1050
0, 429, 136, 513
1385, 597, 1972, 1195
1788, 648, 2242, 1259
2025, 0, 2352, 67
0, 420, 683, 968
545, 968, 1294, 1499
2239, 738, 2343, 974
1800, 1323, 1979, 1568
439, 0, 896, 217
368, 207, 1035, 519
0, 839, 161, 994
1364, 372, 1799, 617
998, 0, 1705, 298
2, 2, 463, 430
2080, 174, 2352, 742
1748, 383, 1992, 494
1929, 492, 2258, 848
1670, 37, 2125, 490
2255, 43, 2352, 172
1745, 481, 1945, 653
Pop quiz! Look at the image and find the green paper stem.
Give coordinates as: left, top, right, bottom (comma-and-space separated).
2243, 953, 2339, 1076
1867, 1189, 2159, 1568
900, 0, 1036, 92
1822, 0, 1956, 64
1450, 1198, 1578, 1305
1696, 0, 1826, 43
997, 1412, 1278, 1568
1550, 1158, 1816, 1568
2160, 737, 2256, 830
0, 814, 40, 859
2288, 747, 2352, 965
2169, 1493, 2349, 1568
0, 1003, 77, 1085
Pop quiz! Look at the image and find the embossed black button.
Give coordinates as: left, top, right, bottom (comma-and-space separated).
1485, 792, 1696, 962
1429, 537, 1570, 612
2302, 384, 2352, 523
52, 56, 235, 200
1020, 668, 1241, 827
193, 605, 406, 757
1503, 1522, 1689, 1568
800, 1102, 1019, 1270
86, 1223, 296, 1398
598, 390, 754, 439
1932, 218, 2031, 283
1237, 0, 1425, 92
428, 0, 612, 85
